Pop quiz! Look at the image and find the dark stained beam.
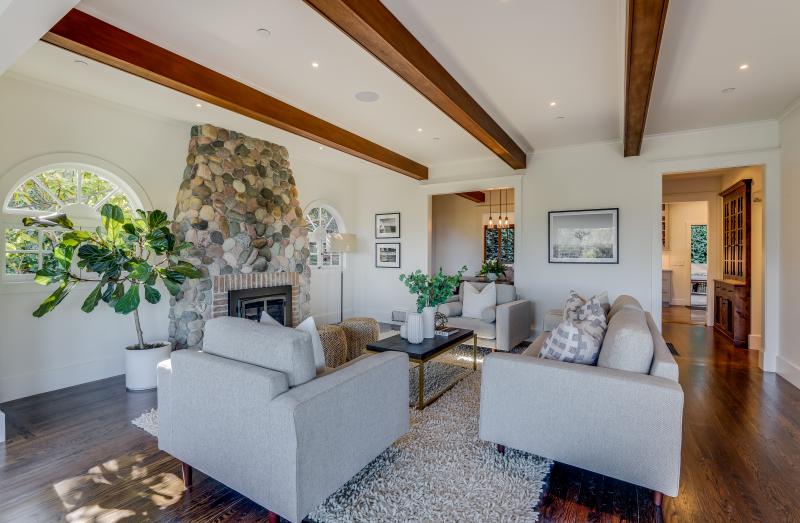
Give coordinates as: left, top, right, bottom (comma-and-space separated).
304, 0, 527, 170
455, 191, 485, 203
42, 9, 428, 180
624, 0, 669, 157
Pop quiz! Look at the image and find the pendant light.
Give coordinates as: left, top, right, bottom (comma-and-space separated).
504, 189, 510, 228
488, 190, 494, 228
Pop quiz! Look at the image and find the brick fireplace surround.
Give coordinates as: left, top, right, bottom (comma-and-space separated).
212, 272, 300, 325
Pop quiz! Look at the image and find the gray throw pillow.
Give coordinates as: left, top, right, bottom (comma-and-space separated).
481, 306, 496, 322
539, 319, 603, 366
597, 308, 654, 374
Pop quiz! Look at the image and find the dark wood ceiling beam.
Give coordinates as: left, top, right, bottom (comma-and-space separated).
304, 0, 527, 170
624, 0, 669, 157
455, 191, 485, 203
42, 9, 427, 180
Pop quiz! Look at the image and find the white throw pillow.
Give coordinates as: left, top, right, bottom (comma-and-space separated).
261, 312, 325, 373
295, 316, 326, 373
462, 282, 497, 319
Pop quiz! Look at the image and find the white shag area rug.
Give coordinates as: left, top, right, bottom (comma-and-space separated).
132, 367, 551, 522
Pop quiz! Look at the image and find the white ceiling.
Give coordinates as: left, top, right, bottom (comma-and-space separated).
649, 0, 800, 133
4, 0, 800, 173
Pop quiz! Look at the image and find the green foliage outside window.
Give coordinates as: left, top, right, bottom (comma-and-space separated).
691, 225, 708, 264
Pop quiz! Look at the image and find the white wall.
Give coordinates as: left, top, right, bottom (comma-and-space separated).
662, 201, 708, 306
779, 105, 800, 388
431, 194, 483, 275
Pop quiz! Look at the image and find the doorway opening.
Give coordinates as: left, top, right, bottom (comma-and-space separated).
689, 224, 708, 310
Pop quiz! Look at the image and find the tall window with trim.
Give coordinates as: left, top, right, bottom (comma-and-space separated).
2, 166, 137, 279
483, 225, 515, 264
304, 204, 344, 269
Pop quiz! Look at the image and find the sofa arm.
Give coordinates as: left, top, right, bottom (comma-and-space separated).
479, 353, 683, 496
156, 359, 173, 452
266, 351, 410, 522
495, 299, 532, 351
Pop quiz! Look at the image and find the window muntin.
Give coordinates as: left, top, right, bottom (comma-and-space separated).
304, 204, 344, 269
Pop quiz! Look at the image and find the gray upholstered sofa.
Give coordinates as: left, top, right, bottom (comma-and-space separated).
438, 282, 532, 351
479, 295, 684, 503
157, 317, 409, 523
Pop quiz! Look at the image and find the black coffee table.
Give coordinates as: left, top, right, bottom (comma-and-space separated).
366, 329, 477, 410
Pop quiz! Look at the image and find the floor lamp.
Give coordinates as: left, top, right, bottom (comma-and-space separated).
329, 233, 358, 323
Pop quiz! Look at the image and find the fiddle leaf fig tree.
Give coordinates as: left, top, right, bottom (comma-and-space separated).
22, 203, 202, 350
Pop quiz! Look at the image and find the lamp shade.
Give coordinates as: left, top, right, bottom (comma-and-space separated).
329, 233, 357, 253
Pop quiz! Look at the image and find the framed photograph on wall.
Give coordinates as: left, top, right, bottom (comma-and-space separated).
375, 212, 401, 239
375, 242, 401, 268
548, 208, 619, 264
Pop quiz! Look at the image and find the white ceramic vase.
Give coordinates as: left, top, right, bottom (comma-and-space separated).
487, 272, 499, 281
422, 306, 436, 338
406, 312, 425, 344
125, 342, 172, 391
400, 322, 408, 339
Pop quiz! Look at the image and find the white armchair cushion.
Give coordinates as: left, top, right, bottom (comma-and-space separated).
495, 284, 517, 305
438, 301, 463, 317
462, 281, 497, 319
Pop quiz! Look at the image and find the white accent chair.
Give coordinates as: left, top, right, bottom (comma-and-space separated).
479, 295, 684, 505
157, 317, 409, 523
438, 282, 532, 351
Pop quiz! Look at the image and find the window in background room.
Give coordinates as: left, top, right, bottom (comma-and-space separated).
483, 225, 514, 264
304, 204, 345, 269
1, 166, 137, 280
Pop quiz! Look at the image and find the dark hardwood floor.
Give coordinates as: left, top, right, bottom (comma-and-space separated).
2, 318, 799, 522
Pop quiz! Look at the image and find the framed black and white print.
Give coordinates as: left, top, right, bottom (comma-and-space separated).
375, 242, 401, 268
375, 212, 401, 239
548, 208, 619, 264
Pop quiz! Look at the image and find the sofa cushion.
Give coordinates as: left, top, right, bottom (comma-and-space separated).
496, 284, 517, 305
203, 316, 316, 386
462, 282, 497, 319
444, 316, 497, 339
522, 332, 548, 357
295, 316, 326, 373
597, 308, 654, 374
539, 319, 603, 365
608, 295, 643, 319
438, 301, 463, 317
481, 306, 497, 322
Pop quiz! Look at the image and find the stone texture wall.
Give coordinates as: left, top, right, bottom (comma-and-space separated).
169, 124, 311, 349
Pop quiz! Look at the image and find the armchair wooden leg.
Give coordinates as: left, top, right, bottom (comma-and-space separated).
267, 511, 280, 523
497, 444, 506, 455
181, 462, 193, 488
653, 490, 663, 507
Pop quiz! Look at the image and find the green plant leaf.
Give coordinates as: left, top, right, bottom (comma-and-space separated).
32, 282, 74, 317
22, 213, 74, 229
170, 261, 202, 279
161, 274, 183, 296
81, 283, 104, 313
144, 284, 161, 304
147, 209, 169, 231
53, 245, 75, 272
145, 227, 170, 253
114, 283, 140, 314
60, 230, 92, 247
33, 267, 63, 286
100, 203, 125, 239
129, 261, 152, 282
101, 282, 116, 303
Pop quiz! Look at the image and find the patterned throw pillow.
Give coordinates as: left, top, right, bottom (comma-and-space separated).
564, 291, 610, 321
539, 319, 604, 365
563, 290, 585, 321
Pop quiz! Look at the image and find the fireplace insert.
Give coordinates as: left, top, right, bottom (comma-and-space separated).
228, 285, 292, 326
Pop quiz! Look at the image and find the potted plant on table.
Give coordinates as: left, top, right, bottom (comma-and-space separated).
399, 266, 466, 340
23, 204, 202, 391
480, 259, 506, 281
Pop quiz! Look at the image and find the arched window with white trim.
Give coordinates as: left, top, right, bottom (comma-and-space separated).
304, 203, 345, 269
2, 164, 140, 280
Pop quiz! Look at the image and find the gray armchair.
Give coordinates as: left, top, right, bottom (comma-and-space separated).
157, 317, 409, 523
438, 282, 532, 351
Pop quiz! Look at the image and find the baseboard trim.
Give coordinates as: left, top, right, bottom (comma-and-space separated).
0, 354, 123, 403
777, 355, 800, 390
748, 334, 763, 350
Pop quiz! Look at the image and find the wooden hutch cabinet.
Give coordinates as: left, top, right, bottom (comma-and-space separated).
713, 179, 751, 347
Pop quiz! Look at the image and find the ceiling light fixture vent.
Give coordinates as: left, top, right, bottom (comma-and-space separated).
722, 87, 736, 94
355, 91, 379, 102
256, 28, 271, 38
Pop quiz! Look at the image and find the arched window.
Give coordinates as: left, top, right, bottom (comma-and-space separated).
304, 203, 345, 269
2, 165, 140, 279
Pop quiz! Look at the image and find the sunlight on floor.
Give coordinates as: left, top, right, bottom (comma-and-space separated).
52, 453, 184, 522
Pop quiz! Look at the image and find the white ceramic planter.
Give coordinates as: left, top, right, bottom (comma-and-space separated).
125, 342, 172, 391
406, 313, 424, 344
400, 322, 408, 339
486, 273, 499, 281
422, 306, 436, 338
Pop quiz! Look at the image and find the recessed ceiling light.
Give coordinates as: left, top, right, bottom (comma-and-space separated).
355, 91, 380, 102
556, 115, 566, 119
73, 59, 88, 66
318, 145, 324, 150
256, 28, 271, 38
311, 62, 319, 68
417, 128, 423, 133
549, 101, 557, 107
433, 137, 441, 141
722, 87, 736, 94
738, 64, 749, 70
195, 102, 202, 108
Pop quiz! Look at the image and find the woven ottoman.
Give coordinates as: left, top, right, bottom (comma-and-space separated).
340, 317, 380, 361
317, 324, 348, 368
